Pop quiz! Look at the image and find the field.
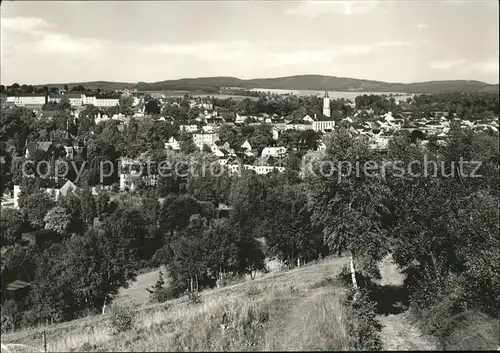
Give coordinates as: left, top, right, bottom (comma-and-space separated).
1, 257, 361, 352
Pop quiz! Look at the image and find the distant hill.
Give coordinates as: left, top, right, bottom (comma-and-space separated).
133, 76, 500, 94
35, 75, 499, 94
35, 81, 137, 90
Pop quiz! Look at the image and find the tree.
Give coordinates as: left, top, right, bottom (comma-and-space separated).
385, 129, 500, 319
186, 158, 231, 205
57, 96, 71, 111
1, 107, 38, 156
180, 134, 197, 154
147, 269, 168, 303
57, 190, 85, 234
80, 186, 96, 228
307, 128, 390, 289
21, 192, 56, 230
102, 204, 147, 268
119, 95, 134, 116
168, 214, 208, 292
0, 208, 24, 245
95, 192, 111, 220
29, 226, 137, 323
249, 124, 273, 155
145, 100, 161, 115
264, 184, 326, 267
44, 206, 71, 235
229, 170, 267, 234
159, 194, 202, 237
77, 107, 97, 137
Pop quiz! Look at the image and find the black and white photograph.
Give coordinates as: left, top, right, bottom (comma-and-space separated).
0, 0, 499, 351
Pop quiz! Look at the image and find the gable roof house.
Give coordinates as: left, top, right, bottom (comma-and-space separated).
286, 120, 312, 131
241, 140, 252, 151
165, 136, 181, 150
235, 114, 248, 124
302, 114, 315, 123
59, 180, 78, 197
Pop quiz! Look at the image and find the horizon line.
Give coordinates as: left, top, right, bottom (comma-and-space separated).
1, 74, 499, 87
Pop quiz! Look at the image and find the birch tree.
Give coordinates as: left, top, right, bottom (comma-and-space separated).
306, 128, 390, 290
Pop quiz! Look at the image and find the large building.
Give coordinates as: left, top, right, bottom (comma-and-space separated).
8, 94, 119, 108
70, 94, 119, 107
312, 118, 336, 132
81, 95, 119, 107
193, 132, 219, 150
7, 95, 46, 106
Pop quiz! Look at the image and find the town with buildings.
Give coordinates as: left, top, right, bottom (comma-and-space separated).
2, 87, 498, 201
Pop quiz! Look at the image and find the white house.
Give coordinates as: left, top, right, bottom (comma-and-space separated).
179, 124, 198, 133
223, 162, 285, 176
94, 112, 110, 125
8, 96, 46, 106
212, 146, 226, 157
164, 136, 180, 150
286, 121, 312, 131
368, 131, 390, 151
241, 140, 252, 151
202, 125, 215, 133
244, 165, 285, 175
272, 126, 280, 140
235, 114, 248, 124
261, 146, 286, 158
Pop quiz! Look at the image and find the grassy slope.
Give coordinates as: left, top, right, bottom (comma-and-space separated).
2, 257, 364, 352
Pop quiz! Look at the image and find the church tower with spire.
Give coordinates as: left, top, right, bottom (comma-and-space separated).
323, 91, 331, 117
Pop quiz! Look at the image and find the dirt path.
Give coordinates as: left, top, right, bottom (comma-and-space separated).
375, 255, 437, 351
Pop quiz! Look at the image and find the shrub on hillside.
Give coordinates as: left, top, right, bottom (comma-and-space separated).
336, 266, 382, 351
147, 270, 172, 303
411, 273, 499, 350
0, 300, 21, 333
109, 305, 134, 334
344, 289, 382, 351
187, 291, 202, 306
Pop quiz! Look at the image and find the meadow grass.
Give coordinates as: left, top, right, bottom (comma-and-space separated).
1, 257, 368, 352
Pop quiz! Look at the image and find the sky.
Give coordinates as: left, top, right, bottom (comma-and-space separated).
1, 0, 498, 85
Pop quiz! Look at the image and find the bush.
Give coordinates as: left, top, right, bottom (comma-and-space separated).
415, 291, 499, 350
336, 266, 382, 351
187, 291, 202, 306
344, 289, 382, 351
440, 311, 499, 350
0, 300, 21, 333
245, 285, 260, 297
147, 270, 171, 303
109, 305, 134, 334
